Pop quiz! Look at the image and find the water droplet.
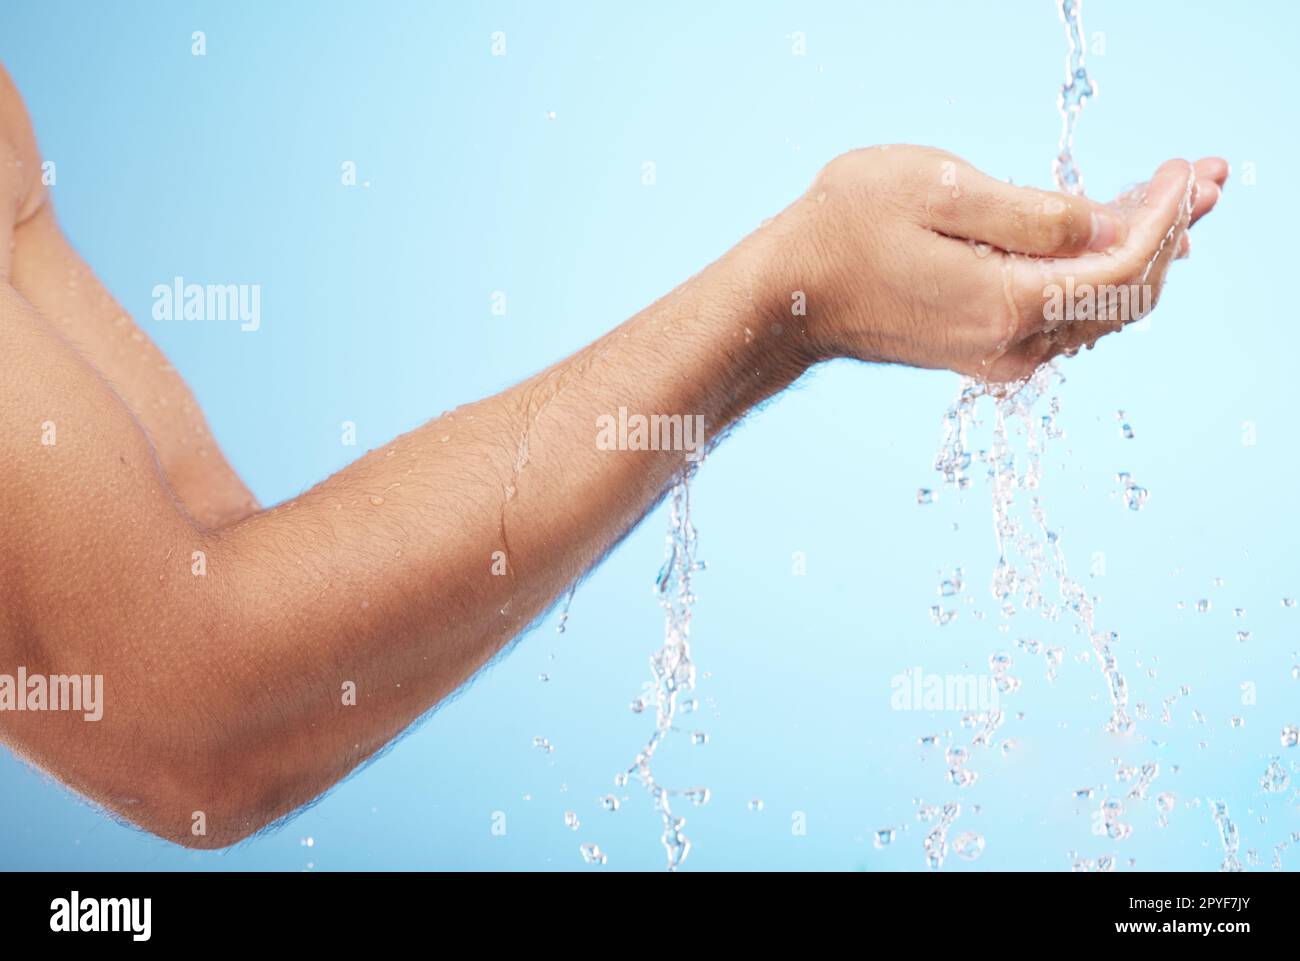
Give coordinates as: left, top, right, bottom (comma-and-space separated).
953, 831, 985, 861
684, 787, 710, 807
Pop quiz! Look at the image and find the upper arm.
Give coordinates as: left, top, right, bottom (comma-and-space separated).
0, 282, 223, 828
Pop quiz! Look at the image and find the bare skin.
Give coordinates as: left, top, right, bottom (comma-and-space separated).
0, 66, 1226, 847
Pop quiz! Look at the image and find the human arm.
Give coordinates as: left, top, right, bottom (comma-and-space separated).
0, 138, 1224, 847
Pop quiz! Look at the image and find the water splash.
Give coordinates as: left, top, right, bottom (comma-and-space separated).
1053, 0, 1095, 196
621, 470, 705, 870
916, 0, 1182, 869
1211, 800, 1243, 872
936, 367, 1137, 736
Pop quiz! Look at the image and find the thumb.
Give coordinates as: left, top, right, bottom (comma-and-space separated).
924, 160, 1127, 257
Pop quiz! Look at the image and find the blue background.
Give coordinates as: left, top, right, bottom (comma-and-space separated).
1, 0, 1295, 871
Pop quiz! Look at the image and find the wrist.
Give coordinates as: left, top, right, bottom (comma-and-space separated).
716, 213, 825, 382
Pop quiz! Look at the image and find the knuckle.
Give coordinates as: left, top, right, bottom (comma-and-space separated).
1039, 198, 1087, 251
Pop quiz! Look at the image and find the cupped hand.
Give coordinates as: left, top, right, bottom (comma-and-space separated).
776, 145, 1226, 383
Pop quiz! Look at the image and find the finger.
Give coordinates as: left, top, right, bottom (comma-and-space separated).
1037, 160, 1194, 292
1009, 159, 1195, 339
1194, 156, 1229, 189
920, 158, 1127, 257
1190, 178, 1221, 226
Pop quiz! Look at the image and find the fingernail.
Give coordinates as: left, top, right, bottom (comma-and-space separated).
1089, 210, 1124, 251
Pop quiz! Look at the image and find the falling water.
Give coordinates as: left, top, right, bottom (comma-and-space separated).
619, 469, 706, 870
917, 0, 1160, 870
1211, 801, 1243, 872
1053, 0, 1095, 196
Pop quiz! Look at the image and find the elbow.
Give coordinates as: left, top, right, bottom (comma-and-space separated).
138, 750, 279, 850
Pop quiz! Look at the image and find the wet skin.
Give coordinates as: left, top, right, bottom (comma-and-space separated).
0, 66, 1225, 846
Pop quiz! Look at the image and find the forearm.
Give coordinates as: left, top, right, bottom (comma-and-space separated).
198, 232, 809, 840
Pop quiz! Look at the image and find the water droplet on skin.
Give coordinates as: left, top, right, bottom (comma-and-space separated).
369, 495, 385, 506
